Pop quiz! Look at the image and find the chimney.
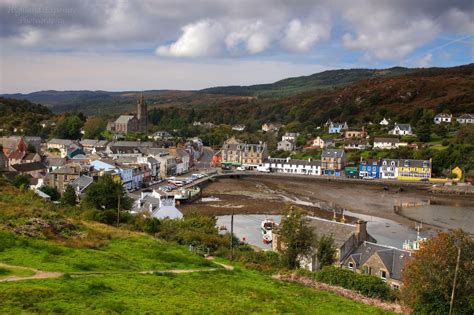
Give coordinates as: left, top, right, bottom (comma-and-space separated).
355, 220, 367, 245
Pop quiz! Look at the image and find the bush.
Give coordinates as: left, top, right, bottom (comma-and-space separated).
236, 249, 282, 273
314, 266, 393, 300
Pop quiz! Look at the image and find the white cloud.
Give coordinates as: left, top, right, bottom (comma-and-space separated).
156, 20, 225, 57
342, 6, 439, 60
282, 19, 330, 52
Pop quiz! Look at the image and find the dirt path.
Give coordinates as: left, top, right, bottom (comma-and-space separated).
0, 259, 234, 283
0, 263, 64, 283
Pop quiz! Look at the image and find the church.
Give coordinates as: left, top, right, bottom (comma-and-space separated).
107, 95, 148, 135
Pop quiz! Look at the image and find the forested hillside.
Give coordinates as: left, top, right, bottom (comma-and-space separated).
200, 67, 416, 97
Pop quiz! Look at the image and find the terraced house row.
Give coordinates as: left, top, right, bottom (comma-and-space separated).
360, 159, 432, 180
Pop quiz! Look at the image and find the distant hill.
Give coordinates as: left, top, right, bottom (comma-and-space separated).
2, 64, 472, 117
187, 64, 474, 126
199, 67, 416, 98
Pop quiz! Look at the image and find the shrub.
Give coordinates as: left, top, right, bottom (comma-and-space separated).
314, 266, 393, 300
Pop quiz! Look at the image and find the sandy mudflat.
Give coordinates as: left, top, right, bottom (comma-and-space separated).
180, 177, 474, 232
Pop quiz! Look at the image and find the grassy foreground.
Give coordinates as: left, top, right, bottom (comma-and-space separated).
0, 269, 393, 314
0, 183, 393, 314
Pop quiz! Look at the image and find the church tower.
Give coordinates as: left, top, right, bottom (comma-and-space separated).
137, 93, 148, 135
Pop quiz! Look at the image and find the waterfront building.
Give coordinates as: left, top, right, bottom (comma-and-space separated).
264, 157, 321, 176
379, 159, 399, 179
397, 159, 431, 180
359, 160, 380, 179
321, 149, 346, 176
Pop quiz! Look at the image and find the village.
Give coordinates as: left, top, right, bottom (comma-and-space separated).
0, 96, 472, 299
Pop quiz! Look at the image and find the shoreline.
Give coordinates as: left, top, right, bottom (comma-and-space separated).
180, 176, 474, 234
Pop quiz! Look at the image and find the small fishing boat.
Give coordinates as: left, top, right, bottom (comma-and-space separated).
261, 218, 278, 244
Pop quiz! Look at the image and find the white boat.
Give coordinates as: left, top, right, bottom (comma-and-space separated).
261, 218, 278, 244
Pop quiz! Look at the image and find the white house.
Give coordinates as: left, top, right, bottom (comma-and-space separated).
456, 114, 474, 124
282, 132, 299, 142
379, 118, 390, 126
232, 124, 246, 131
343, 140, 369, 150
373, 137, 400, 150
264, 157, 321, 176
379, 159, 399, 179
389, 123, 413, 136
134, 190, 183, 219
433, 113, 452, 124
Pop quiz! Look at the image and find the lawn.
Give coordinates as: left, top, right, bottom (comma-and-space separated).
0, 266, 35, 279
0, 230, 213, 273
0, 269, 394, 314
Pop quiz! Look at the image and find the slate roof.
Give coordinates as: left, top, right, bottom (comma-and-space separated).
321, 149, 345, 158
152, 205, 183, 220
400, 159, 431, 168
305, 216, 357, 248
344, 242, 412, 281
394, 123, 412, 131
11, 162, 47, 172
70, 175, 94, 192
457, 113, 474, 119
47, 139, 73, 146
46, 157, 66, 167
114, 115, 136, 124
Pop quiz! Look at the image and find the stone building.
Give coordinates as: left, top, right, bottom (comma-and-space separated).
107, 95, 148, 135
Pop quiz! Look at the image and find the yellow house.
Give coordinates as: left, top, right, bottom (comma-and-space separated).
452, 166, 463, 180
397, 159, 431, 180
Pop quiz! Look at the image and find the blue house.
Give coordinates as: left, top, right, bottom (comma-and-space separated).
359, 159, 380, 179
328, 121, 348, 134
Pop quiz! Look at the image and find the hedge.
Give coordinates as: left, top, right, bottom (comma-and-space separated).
301, 266, 393, 300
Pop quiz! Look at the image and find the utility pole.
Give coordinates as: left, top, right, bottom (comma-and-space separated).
449, 244, 462, 315
117, 190, 121, 228
230, 212, 234, 260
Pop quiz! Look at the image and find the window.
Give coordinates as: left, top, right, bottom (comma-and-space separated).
392, 284, 400, 290
380, 270, 387, 281
363, 265, 369, 274
348, 262, 354, 270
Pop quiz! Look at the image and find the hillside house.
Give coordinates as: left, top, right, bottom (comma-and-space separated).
232, 124, 246, 131
321, 149, 346, 176
379, 118, 390, 126
308, 136, 335, 149
342, 242, 412, 290
456, 114, 474, 124
373, 138, 400, 150
328, 122, 348, 134
261, 122, 282, 132
343, 139, 369, 150
344, 128, 367, 139
389, 123, 412, 136
277, 139, 295, 152
282, 132, 299, 142
264, 157, 321, 176
433, 113, 452, 124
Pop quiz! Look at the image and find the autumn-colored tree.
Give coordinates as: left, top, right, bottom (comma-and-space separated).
402, 230, 474, 314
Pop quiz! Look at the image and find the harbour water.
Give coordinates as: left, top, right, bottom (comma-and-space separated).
216, 212, 435, 250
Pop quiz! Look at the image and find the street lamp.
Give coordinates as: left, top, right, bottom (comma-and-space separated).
449, 240, 462, 315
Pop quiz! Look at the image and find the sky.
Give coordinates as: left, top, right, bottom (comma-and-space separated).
0, 0, 473, 93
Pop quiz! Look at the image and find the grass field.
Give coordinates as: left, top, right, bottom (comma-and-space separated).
0, 269, 394, 314
0, 266, 35, 279
0, 229, 213, 273
0, 183, 394, 314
